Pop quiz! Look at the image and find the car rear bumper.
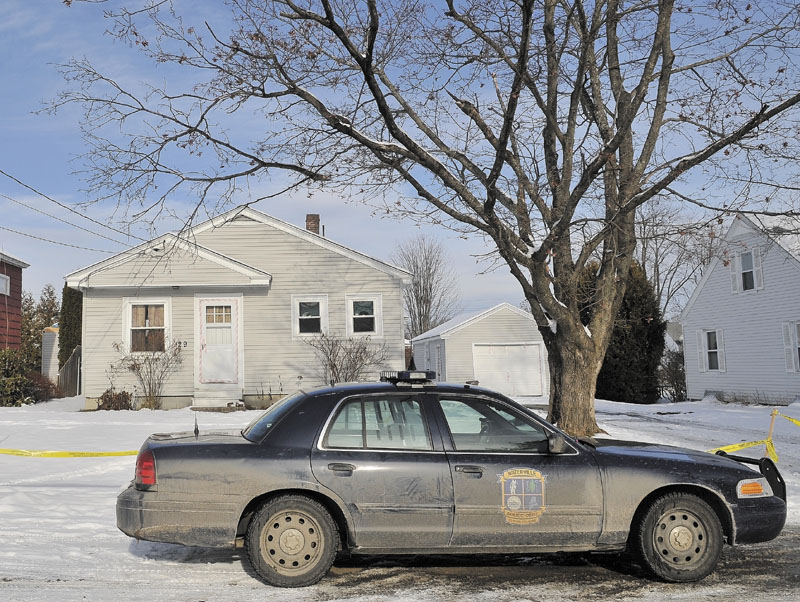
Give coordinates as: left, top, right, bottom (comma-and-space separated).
117, 483, 239, 548
733, 495, 787, 544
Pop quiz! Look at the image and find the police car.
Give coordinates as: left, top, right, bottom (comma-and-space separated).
117, 371, 786, 587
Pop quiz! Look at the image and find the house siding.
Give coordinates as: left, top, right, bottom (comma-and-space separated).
78, 216, 406, 404
0, 261, 23, 349
444, 308, 548, 397
683, 218, 800, 403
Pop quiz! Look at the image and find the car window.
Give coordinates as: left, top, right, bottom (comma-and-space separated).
439, 397, 548, 452
241, 390, 306, 442
325, 396, 432, 451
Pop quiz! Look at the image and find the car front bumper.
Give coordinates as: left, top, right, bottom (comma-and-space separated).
117, 483, 240, 548
732, 495, 787, 544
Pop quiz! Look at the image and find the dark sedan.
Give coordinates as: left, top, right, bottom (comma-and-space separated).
117, 371, 786, 587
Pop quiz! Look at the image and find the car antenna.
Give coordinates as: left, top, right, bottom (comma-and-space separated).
194, 411, 199, 439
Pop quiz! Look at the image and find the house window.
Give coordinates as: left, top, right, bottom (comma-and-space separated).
731, 248, 762, 293
0, 274, 9, 296
740, 252, 755, 291
782, 322, 800, 373
706, 331, 719, 371
130, 304, 165, 352
696, 329, 725, 373
346, 294, 382, 337
291, 295, 328, 337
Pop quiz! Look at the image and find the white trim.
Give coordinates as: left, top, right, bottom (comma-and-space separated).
0, 273, 9, 296
413, 303, 536, 342
65, 233, 272, 289
193, 294, 245, 389
698, 328, 725, 373
0, 252, 29, 269
190, 206, 412, 284
345, 293, 383, 338
291, 294, 329, 338
782, 322, 797, 373
121, 297, 173, 352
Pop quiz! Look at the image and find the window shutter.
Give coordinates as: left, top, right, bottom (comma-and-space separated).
729, 254, 739, 293
716, 329, 726, 372
782, 323, 795, 373
753, 247, 764, 290
696, 330, 706, 373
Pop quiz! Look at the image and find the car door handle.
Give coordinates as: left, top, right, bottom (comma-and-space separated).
454, 464, 484, 476
328, 463, 356, 473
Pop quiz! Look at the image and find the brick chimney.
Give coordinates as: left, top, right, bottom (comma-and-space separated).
305, 213, 320, 235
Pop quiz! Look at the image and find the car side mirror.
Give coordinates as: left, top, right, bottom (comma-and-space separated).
547, 432, 568, 454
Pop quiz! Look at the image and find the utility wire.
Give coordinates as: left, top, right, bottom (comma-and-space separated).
0, 168, 148, 242
0, 192, 131, 247
0, 225, 114, 253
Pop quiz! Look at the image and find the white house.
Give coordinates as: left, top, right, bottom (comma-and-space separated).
412, 303, 548, 398
65, 207, 411, 409
681, 214, 800, 404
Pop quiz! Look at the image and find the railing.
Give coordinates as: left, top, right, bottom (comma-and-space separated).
58, 345, 81, 396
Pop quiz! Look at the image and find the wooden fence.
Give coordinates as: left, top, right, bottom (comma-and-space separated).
58, 345, 81, 397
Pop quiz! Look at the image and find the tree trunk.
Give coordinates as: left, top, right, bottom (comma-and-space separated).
546, 334, 603, 437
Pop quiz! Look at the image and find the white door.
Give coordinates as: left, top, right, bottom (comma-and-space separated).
198, 298, 239, 384
473, 343, 543, 396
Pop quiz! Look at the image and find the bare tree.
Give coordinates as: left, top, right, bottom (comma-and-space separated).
635, 198, 724, 317
55, 1, 800, 434
303, 332, 389, 385
112, 340, 183, 409
391, 234, 461, 339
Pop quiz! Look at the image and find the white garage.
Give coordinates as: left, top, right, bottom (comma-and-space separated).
412, 303, 548, 399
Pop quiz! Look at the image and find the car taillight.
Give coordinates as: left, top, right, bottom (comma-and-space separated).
135, 449, 157, 488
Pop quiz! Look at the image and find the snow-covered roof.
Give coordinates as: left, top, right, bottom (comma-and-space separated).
0, 251, 29, 269
412, 302, 535, 342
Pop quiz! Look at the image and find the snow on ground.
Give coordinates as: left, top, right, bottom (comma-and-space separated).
0, 396, 798, 601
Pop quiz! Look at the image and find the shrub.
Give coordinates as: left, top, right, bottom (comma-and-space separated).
111, 340, 183, 410
0, 349, 35, 407
27, 372, 64, 402
97, 388, 133, 411
661, 348, 687, 402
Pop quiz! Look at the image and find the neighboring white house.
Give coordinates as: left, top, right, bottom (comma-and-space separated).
65, 207, 411, 409
412, 303, 548, 398
41, 326, 59, 383
681, 214, 800, 404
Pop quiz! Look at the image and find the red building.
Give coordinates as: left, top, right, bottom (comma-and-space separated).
1, 251, 29, 349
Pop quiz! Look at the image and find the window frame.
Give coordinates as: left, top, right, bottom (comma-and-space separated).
319, 393, 435, 452
123, 297, 172, 353
345, 293, 383, 337
0, 273, 9, 296
291, 294, 328, 338
730, 248, 763, 294
781, 322, 800, 374
696, 328, 725, 373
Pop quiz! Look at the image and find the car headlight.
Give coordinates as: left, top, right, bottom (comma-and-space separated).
737, 477, 773, 498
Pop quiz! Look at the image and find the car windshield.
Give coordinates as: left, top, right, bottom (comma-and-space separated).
242, 390, 306, 442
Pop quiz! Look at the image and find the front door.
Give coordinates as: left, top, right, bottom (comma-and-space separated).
198, 297, 240, 384
434, 394, 603, 549
311, 392, 454, 549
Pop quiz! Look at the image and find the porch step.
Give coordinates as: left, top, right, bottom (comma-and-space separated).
192, 389, 243, 409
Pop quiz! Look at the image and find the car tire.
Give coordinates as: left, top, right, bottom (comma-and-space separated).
634, 492, 723, 582
246, 494, 339, 587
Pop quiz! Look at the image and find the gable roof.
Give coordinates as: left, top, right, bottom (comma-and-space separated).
192, 206, 412, 283
65, 233, 272, 289
412, 302, 536, 342
680, 213, 800, 321
0, 251, 29, 269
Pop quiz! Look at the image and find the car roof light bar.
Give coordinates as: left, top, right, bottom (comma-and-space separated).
380, 370, 436, 384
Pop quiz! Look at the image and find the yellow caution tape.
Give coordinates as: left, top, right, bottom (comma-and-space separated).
0, 448, 137, 458
708, 439, 778, 463
779, 413, 800, 428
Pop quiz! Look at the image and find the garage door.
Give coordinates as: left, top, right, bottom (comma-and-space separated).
472, 343, 543, 397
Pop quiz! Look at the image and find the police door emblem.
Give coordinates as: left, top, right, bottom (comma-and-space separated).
499, 468, 546, 525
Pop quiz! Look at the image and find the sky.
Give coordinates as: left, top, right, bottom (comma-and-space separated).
0, 0, 521, 312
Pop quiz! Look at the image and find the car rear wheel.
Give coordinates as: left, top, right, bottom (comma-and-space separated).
634, 492, 723, 582
246, 495, 339, 587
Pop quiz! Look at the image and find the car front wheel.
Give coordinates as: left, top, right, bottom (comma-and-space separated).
246, 494, 339, 587
634, 492, 723, 582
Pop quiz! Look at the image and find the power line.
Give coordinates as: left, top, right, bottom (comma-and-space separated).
0, 168, 148, 242
0, 225, 114, 253
0, 192, 131, 247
